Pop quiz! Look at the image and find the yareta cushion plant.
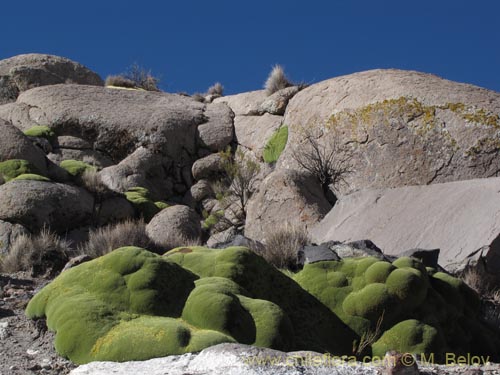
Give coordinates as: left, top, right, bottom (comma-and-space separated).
26, 247, 500, 364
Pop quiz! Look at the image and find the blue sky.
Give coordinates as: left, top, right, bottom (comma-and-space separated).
1, 0, 499, 95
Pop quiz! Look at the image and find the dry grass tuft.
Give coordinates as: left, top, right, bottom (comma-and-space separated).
264, 64, 293, 95
105, 75, 136, 88
78, 219, 154, 258
80, 169, 110, 198
1, 227, 71, 277
206, 82, 224, 97
261, 224, 309, 270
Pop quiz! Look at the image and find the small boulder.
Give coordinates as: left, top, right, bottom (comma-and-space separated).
258, 86, 300, 116
399, 248, 440, 268
146, 205, 202, 248
191, 153, 224, 181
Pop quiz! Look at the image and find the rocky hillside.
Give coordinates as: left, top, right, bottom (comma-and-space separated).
1, 53, 500, 374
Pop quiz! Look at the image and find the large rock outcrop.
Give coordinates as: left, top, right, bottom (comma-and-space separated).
279, 69, 500, 194
311, 177, 500, 272
0, 54, 103, 104
6, 84, 206, 161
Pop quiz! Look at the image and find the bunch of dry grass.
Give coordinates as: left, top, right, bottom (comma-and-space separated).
105, 75, 136, 88
78, 219, 154, 258
206, 82, 224, 97
105, 63, 160, 91
261, 224, 309, 270
264, 64, 293, 95
1, 227, 71, 277
80, 169, 110, 197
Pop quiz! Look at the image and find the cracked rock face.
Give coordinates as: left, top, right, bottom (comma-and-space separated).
279, 69, 500, 195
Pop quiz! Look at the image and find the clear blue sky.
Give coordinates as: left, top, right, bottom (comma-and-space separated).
1, 0, 499, 95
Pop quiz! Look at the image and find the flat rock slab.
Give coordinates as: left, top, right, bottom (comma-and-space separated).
69, 343, 500, 375
311, 177, 500, 271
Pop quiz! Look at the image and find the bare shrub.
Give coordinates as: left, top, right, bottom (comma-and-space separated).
211, 149, 260, 226
125, 63, 160, 91
262, 224, 309, 270
78, 219, 154, 258
106, 63, 160, 91
292, 130, 353, 205
206, 82, 224, 97
1, 227, 71, 277
105, 75, 136, 88
264, 64, 293, 95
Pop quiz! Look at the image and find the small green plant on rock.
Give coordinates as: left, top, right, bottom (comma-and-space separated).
263, 126, 288, 163
23, 126, 56, 142
0, 159, 39, 182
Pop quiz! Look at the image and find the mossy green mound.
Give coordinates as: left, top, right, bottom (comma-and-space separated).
294, 256, 497, 359
24, 125, 56, 141
60, 160, 96, 177
125, 187, 160, 222
26, 249, 499, 364
263, 126, 288, 163
13, 173, 51, 182
372, 319, 445, 358
0, 159, 40, 182
29, 246, 343, 364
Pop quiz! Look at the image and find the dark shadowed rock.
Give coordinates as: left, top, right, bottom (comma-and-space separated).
400, 248, 440, 268
211, 234, 265, 255
0, 180, 94, 233
0, 53, 103, 104
297, 244, 340, 266
311, 177, 500, 273
280, 69, 500, 194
